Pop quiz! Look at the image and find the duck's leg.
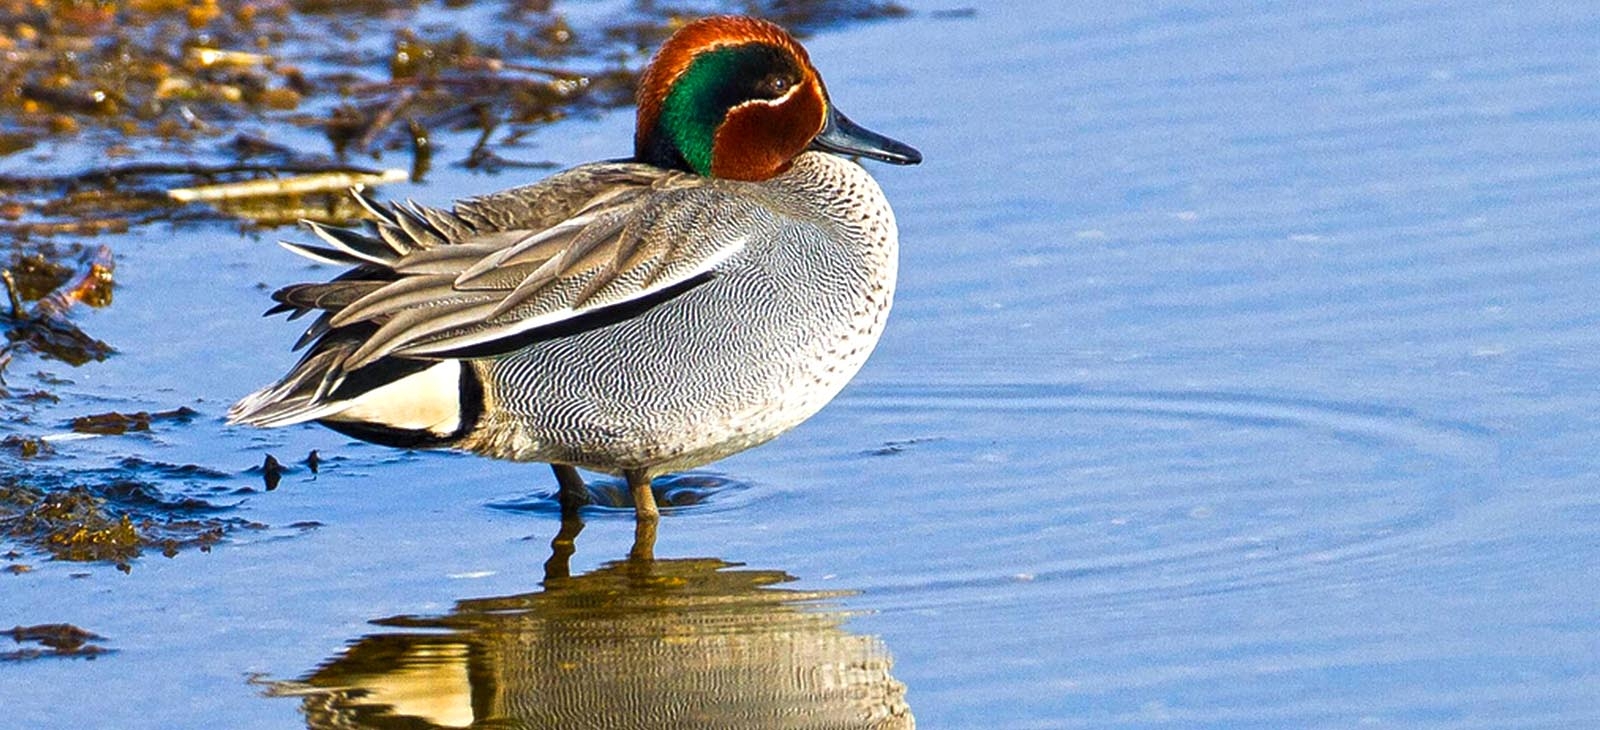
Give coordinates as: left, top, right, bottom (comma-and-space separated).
551, 464, 590, 512
624, 468, 659, 522
624, 469, 658, 561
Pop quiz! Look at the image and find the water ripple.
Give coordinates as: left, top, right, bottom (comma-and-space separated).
829, 379, 1501, 621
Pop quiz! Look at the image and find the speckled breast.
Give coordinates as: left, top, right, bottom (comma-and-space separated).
460, 153, 900, 473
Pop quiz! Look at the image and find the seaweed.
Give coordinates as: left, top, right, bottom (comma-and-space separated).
2, 623, 111, 661
0, 242, 114, 376
0, 241, 112, 379
0, 477, 262, 571
68, 407, 199, 435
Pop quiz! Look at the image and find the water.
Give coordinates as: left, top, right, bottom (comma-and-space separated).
6, 1, 1600, 727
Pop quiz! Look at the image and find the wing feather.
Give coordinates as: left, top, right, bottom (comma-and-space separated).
329, 275, 466, 328
263, 162, 755, 374
394, 201, 449, 249
346, 298, 505, 367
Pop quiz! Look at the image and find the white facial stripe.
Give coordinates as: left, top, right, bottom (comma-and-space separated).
730, 82, 803, 113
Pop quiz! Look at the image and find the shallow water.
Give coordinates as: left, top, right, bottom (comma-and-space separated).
6, 1, 1600, 728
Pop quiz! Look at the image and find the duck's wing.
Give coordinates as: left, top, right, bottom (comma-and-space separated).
266, 162, 758, 374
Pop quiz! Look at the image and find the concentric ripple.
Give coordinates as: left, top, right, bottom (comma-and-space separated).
829, 378, 1499, 612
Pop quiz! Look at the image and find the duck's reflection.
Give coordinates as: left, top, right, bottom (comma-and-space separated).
270, 514, 913, 729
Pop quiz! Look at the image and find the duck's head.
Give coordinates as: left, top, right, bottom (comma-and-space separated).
635, 15, 922, 181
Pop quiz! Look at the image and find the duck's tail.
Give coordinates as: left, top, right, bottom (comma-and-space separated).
229, 194, 487, 447
228, 339, 354, 429
228, 327, 483, 447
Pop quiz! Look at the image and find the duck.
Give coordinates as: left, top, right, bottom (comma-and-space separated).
228, 15, 921, 527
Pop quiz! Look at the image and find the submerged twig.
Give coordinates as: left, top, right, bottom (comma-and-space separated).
34, 246, 115, 317
1, 272, 23, 319
0, 245, 117, 374
0, 162, 398, 192
168, 168, 408, 203
457, 56, 589, 81
355, 88, 419, 153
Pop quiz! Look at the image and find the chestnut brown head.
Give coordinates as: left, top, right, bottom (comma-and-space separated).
635, 16, 921, 181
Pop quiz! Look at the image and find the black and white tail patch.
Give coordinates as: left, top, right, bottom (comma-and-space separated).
316, 360, 484, 449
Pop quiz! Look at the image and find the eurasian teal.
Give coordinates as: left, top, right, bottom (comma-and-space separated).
229, 15, 921, 526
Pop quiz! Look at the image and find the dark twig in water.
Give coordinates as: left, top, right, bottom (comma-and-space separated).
345, 73, 591, 99
1, 272, 23, 320
464, 104, 501, 168
0, 162, 396, 193
355, 88, 419, 154
0, 208, 231, 237
456, 56, 590, 81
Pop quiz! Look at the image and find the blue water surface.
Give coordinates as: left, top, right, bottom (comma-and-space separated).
4, 1, 1599, 728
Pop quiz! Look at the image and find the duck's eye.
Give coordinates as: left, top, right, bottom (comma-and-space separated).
757, 74, 794, 99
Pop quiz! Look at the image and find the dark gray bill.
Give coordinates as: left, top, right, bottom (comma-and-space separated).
810, 108, 922, 165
